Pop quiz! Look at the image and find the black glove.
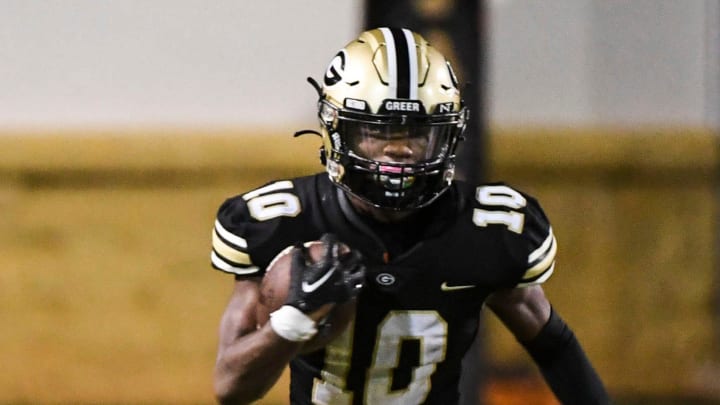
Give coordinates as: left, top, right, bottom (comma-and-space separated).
285, 233, 365, 314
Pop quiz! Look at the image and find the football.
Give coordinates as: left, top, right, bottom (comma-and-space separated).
257, 241, 358, 353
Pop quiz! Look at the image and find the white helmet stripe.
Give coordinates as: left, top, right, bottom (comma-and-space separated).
388, 27, 412, 99
379, 27, 398, 98
402, 28, 418, 99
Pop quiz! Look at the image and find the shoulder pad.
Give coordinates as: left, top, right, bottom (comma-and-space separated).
211, 180, 302, 276
472, 183, 556, 287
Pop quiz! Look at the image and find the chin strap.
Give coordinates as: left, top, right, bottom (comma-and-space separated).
296, 77, 328, 166
293, 129, 322, 138
307, 76, 322, 97
292, 130, 326, 166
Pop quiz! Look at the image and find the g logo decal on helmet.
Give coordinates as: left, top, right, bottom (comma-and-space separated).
324, 51, 346, 87
313, 27, 469, 210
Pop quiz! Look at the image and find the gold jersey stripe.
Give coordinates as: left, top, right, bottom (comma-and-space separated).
523, 235, 557, 280
517, 262, 555, 288
529, 228, 554, 263
210, 251, 259, 275
212, 231, 253, 265
214, 219, 248, 249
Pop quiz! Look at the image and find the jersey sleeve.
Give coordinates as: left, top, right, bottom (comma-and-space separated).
210, 196, 263, 276
210, 179, 305, 277
473, 183, 557, 288
517, 223, 556, 287
513, 188, 557, 288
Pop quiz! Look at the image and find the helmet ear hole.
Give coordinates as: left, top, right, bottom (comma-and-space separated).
319, 146, 327, 166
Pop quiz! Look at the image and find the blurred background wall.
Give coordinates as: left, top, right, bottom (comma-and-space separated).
2, 1, 718, 129
1, 0, 718, 404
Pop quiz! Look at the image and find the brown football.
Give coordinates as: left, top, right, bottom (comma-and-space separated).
257, 241, 357, 353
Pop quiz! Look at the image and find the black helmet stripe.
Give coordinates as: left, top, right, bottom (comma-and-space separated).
379, 27, 418, 100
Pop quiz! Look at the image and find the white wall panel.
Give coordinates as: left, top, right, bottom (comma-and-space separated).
0, 1, 363, 129
0, 0, 717, 130
489, 0, 718, 127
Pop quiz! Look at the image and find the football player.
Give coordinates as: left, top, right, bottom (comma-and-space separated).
211, 27, 611, 404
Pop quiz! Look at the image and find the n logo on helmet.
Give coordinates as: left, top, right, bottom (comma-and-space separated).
437, 102, 454, 113
324, 51, 346, 86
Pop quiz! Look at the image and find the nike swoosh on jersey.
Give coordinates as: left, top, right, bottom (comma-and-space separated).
440, 282, 476, 291
302, 268, 336, 293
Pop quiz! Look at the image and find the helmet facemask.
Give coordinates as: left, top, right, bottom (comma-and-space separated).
319, 98, 467, 210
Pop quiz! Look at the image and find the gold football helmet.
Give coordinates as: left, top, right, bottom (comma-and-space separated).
307, 27, 468, 210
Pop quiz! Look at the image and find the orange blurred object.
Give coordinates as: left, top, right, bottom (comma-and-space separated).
484, 375, 559, 405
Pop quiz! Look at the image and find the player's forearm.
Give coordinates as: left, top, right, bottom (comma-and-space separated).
521, 308, 611, 404
214, 324, 302, 404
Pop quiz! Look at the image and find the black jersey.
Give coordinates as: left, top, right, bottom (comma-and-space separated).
211, 173, 556, 405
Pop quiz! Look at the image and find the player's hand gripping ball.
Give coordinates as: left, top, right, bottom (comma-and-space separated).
257, 233, 365, 353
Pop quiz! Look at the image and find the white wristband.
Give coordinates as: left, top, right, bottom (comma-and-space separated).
269, 305, 318, 342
